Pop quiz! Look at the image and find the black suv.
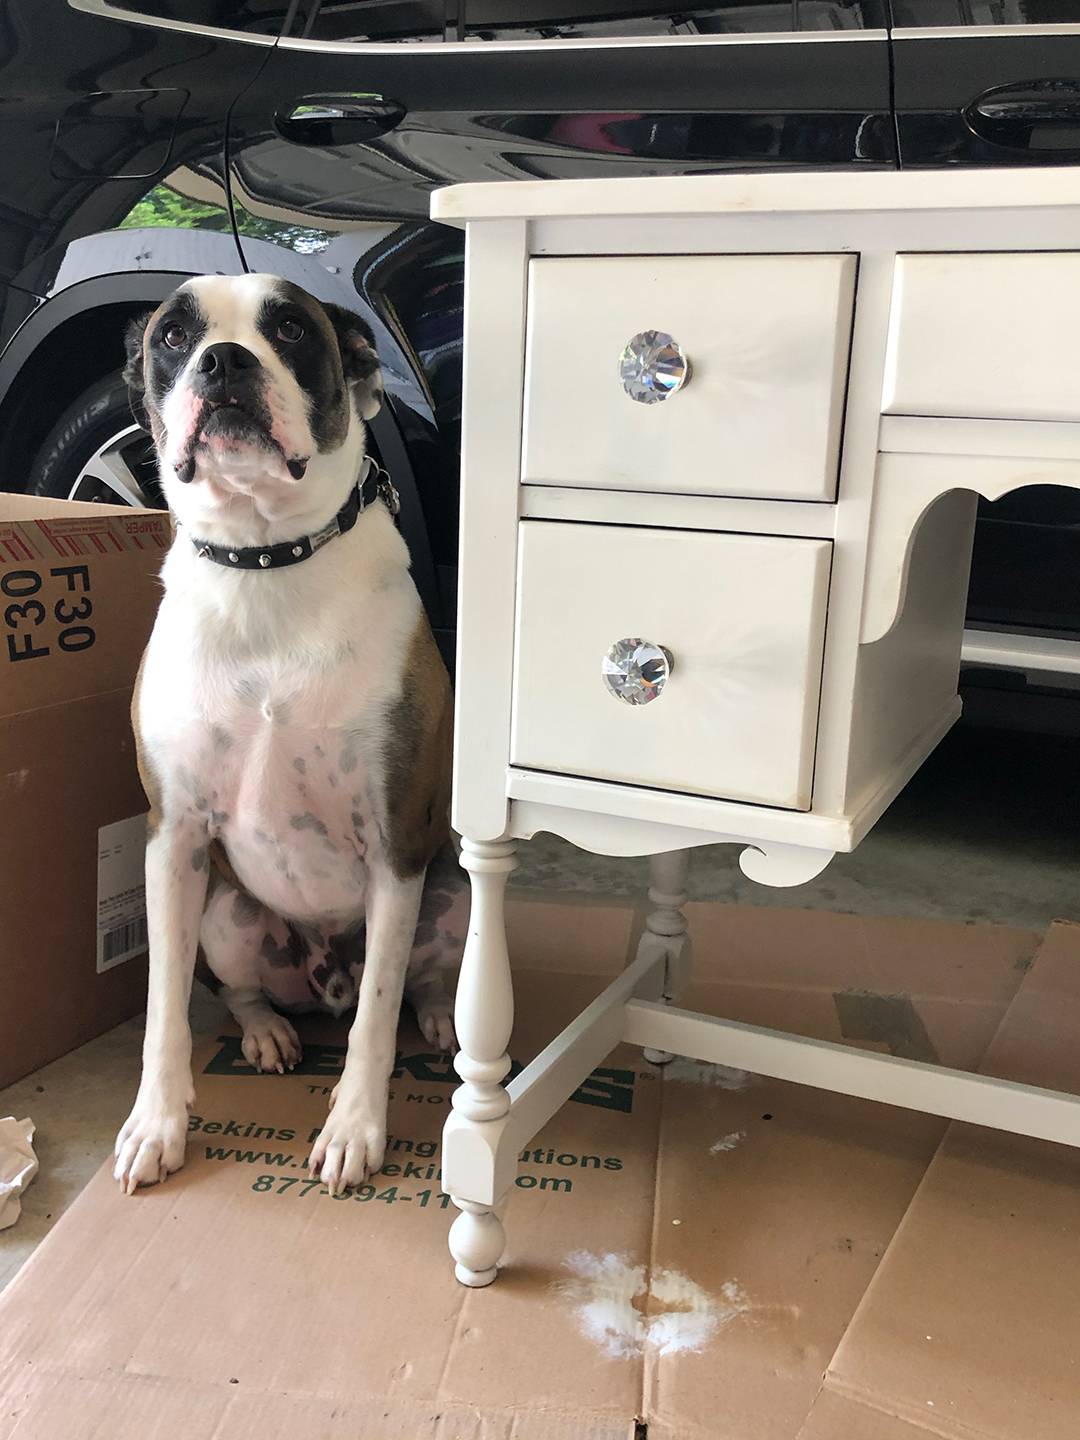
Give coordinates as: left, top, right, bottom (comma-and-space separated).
4, 0, 1080, 695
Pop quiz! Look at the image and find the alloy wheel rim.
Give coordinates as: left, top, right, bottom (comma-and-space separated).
66, 422, 164, 509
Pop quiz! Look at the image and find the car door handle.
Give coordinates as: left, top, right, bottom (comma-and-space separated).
966, 80, 1080, 150
275, 94, 406, 145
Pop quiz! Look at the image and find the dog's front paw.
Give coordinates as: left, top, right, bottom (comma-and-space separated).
114, 1092, 192, 1194
308, 1085, 386, 1194
241, 1012, 301, 1074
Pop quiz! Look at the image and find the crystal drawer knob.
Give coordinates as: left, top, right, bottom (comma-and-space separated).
618, 330, 691, 404
602, 638, 674, 705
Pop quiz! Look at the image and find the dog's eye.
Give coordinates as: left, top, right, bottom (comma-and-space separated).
277, 318, 304, 344
163, 323, 187, 349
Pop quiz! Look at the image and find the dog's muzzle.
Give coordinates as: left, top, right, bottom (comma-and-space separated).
173, 344, 286, 483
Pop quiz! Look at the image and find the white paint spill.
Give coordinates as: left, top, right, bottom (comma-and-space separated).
664, 1056, 756, 1089
557, 1251, 750, 1360
557, 1251, 646, 1360
649, 1273, 750, 1357
710, 1131, 745, 1154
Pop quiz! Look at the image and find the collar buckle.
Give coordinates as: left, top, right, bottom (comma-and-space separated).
371, 466, 400, 517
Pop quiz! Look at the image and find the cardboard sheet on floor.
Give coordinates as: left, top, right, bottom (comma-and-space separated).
800, 918, 1080, 1440
0, 897, 1052, 1440
643, 904, 1040, 1440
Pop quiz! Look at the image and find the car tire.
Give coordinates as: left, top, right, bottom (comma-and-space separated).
26, 372, 164, 508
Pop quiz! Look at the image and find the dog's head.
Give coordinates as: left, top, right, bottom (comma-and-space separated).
124, 275, 383, 533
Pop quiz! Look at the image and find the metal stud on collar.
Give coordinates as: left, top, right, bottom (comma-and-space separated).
258, 553, 272, 567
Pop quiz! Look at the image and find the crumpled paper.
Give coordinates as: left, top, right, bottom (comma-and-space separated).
0, 1117, 38, 1230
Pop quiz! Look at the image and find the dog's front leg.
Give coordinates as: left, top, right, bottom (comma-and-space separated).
309, 869, 425, 1193
114, 818, 210, 1192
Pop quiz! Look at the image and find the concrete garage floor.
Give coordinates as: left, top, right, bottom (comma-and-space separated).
2, 720, 1078, 1295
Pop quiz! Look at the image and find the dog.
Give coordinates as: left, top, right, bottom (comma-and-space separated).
113, 274, 467, 1196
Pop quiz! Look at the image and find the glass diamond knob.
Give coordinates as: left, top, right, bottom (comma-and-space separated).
602, 639, 674, 705
618, 330, 691, 404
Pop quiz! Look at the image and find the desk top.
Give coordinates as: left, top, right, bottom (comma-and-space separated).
431, 166, 1080, 225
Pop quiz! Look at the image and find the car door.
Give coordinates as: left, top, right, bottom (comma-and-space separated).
222, 0, 895, 647
890, 0, 1080, 166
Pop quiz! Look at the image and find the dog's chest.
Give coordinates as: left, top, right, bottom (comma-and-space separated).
144, 631, 396, 926
140, 517, 421, 923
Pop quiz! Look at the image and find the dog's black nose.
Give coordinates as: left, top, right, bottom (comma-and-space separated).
195, 343, 260, 398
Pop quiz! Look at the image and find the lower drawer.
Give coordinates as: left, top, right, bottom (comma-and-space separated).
510, 521, 831, 811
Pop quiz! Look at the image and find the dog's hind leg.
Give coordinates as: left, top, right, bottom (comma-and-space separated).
404, 841, 469, 1053
200, 881, 302, 1074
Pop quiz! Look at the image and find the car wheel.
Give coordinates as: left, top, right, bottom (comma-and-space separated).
27, 372, 165, 509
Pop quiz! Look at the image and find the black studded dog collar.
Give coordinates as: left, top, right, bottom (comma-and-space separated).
189, 457, 400, 571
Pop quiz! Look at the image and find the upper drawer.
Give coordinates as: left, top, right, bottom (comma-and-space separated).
521, 254, 857, 502
884, 252, 1080, 423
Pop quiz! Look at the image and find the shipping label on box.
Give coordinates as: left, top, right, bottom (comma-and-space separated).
96, 812, 148, 973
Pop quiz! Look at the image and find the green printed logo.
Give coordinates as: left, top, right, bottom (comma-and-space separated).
202, 1037, 636, 1114
571, 1068, 635, 1114
203, 1037, 347, 1078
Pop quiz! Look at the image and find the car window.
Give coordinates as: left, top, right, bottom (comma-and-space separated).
68, 0, 289, 37
74, 0, 884, 40
891, 0, 1080, 24
296, 0, 882, 42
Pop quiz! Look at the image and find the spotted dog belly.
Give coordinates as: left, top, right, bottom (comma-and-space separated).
217, 726, 377, 927
196, 719, 382, 1018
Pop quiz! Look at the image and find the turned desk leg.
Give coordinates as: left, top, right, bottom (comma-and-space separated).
445, 837, 517, 1287
637, 850, 691, 1066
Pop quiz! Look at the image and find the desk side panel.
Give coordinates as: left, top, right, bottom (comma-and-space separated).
452, 220, 529, 842
844, 488, 976, 819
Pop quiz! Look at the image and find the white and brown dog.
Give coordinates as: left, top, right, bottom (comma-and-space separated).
114, 274, 466, 1196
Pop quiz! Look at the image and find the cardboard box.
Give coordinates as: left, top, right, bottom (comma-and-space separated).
0, 894, 1064, 1440
0, 495, 168, 1088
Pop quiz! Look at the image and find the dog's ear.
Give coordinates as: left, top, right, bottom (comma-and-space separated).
123, 310, 154, 393
322, 302, 384, 420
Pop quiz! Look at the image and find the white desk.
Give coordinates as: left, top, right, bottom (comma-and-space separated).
432, 170, 1080, 1286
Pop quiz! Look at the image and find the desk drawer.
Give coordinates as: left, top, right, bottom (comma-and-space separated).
521, 254, 856, 502
510, 521, 831, 811
884, 252, 1080, 422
